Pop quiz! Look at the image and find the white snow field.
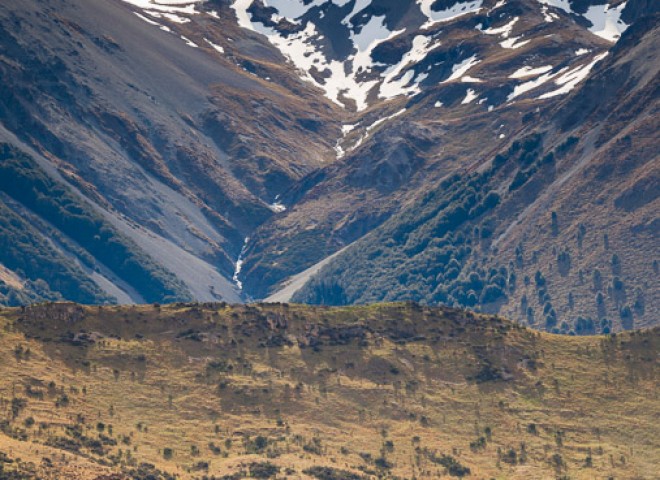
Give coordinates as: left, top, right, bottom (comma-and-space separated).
123, 0, 629, 111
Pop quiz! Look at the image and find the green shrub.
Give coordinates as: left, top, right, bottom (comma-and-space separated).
249, 461, 279, 478
0, 144, 190, 303
303, 466, 367, 480
429, 453, 471, 477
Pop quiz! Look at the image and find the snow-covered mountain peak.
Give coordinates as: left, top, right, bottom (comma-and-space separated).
119, 0, 635, 112
228, 0, 630, 111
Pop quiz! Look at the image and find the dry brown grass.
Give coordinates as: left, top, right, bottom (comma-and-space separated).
0, 302, 657, 479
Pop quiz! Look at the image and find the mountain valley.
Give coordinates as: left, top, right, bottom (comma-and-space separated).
0, 0, 658, 333
0, 4, 658, 478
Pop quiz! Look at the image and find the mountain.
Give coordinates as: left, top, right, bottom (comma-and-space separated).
0, 0, 657, 333
0, 0, 342, 305
0, 302, 657, 478
290, 11, 660, 333
235, 0, 638, 298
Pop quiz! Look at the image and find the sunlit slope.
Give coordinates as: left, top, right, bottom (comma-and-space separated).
0, 302, 657, 479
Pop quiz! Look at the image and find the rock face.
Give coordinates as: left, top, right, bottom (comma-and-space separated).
0, 1, 657, 331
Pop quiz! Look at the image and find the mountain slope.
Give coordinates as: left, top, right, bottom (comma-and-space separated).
0, 302, 657, 479
0, 0, 657, 332
236, 0, 657, 303
0, 0, 342, 305
286, 11, 659, 332
230, 0, 629, 111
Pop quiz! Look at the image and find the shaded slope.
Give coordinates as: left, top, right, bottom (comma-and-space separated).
0, 0, 341, 304
0, 145, 191, 305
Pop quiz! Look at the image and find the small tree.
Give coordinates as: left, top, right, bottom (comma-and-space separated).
620, 305, 633, 330
592, 269, 602, 291
600, 318, 611, 334
551, 211, 559, 236
557, 250, 571, 276
535, 270, 546, 288
577, 223, 586, 249
611, 254, 621, 274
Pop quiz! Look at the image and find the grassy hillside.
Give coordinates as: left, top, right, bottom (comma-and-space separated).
0, 302, 656, 479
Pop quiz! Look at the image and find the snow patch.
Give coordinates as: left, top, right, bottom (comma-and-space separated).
366, 108, 407, 133
334, 141, 345, 159
536, 0, 573, 15
500, 36, 530, 49
541, 6, 559, 22
342, 124, 358, 135
269, 201, 287, 213
478, 17, 518, 37
491, 0, 507, 11
134, 11, 162, 26
539, 52, 608, 99
134, 12, 174, 32
232, 0, 254, 29
181, 35, 198, 47
583, 2, 628, 42
122, 0, 202, 14
537, 0, 628, 42
204, 38, 224, 53
418, 0, 484, 29
461, 88, 478, 104
508, 68, 564, 100
379, 35, 440, 100
146, 11, 191, 23
509, 65, 553, 79
443, 55, 481, 83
